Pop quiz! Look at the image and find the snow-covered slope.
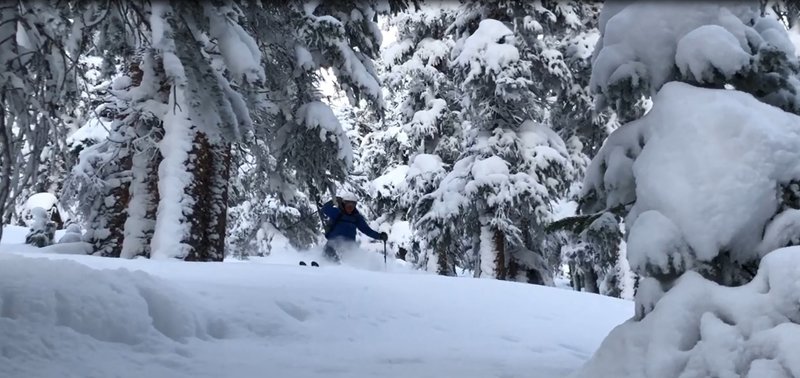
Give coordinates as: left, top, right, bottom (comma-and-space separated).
0, 227, 632, 378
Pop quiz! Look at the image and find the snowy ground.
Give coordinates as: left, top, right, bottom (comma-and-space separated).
0, 226, 632, 378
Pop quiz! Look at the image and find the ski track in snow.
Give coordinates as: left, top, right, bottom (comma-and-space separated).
0, 228, 632, 378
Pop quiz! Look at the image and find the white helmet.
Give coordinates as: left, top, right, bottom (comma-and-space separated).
339, 191, 358, 203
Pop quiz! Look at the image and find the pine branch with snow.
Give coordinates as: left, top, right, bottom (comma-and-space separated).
591, 2, 800, 118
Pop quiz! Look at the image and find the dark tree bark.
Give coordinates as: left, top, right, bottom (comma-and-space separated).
494, 228, 506, 280
0, 94, 11, 243
86, 60, 146, 257
436, 244, 450, 276
184, 134, 229, 262
131, 117, 163, 259
185, 132, 214, 261
91, 153, 132, 257
209, 142, 231, 261
583, 269, 600, 294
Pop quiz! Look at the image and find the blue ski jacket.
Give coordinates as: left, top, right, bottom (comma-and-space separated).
322, 201, 382, 241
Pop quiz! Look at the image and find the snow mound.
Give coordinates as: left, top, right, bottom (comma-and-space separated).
0, 225, 29, 244
58, 224, 83, 244
582, 81, 800, 269
0, 254, 230, 378
0, 234, 634, 378
570, 247, 800, 378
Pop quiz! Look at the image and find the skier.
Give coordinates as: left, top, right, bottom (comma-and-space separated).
320, 191, 388, 263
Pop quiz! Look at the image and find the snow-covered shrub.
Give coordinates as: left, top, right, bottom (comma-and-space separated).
58, 223, 83, 244
25, 207, 56, 248
570, 247, 800, 378
20, 192, 66, 229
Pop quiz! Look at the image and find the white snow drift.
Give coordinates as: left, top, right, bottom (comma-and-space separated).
0, 234, 633, 378
570, 247, 800, 378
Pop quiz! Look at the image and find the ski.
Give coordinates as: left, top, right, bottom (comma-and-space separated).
298, 261, 320, 267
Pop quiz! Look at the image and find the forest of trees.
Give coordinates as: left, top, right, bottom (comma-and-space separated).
3, 0, 799, 300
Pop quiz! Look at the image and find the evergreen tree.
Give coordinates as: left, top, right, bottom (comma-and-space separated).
410, 154, 461, 274
362, 4, 462, 271
24, 207, 56, 248
582, 2, 800, 317
228, 1, 407, 250
412, 0, 627, 284
6, 1, 414, 258
525, 1, 630, 295
0, 1, 97, 242
437, 14, 571, 282
65, 1, 264, 261
70, 59, 144, 257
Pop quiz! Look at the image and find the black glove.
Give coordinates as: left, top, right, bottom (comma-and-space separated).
379, 232, 388, 241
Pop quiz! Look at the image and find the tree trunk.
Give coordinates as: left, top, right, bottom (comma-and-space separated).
87, 151, 132, 257
526, 268, 544, 285
494, 228, 506, 280
86, 60, 138, 257
574, 275, 583, 291
185, 133, 214, 261
184, 135, 229, 262
122, 119, 162, 259
0, 5, 17, 243
151, 82, 196, 259
143, 142, 161, 258
209, 142, 231, 260
0, 94, 10, 244
569, 262, 583, 291
436, 243, 451, 276
507, 257, 520, 281
149, 75, 230, 262
583, 268, 600, 294
121, 59, 163, 259
472, 233, 482, 278
104, 163, 132, 257
431, 228, 452, 276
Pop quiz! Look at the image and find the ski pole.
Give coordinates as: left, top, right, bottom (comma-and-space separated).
383, 240, 387, 271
